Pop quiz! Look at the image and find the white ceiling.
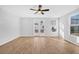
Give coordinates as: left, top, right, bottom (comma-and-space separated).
0, 5, 79, 17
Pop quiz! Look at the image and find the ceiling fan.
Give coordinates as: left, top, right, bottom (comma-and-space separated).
30, 5, 49, 15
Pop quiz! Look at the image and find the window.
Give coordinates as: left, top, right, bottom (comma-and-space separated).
70, 14, 79, 36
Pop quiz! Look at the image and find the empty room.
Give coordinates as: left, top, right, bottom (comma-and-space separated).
0, 5, 79, 54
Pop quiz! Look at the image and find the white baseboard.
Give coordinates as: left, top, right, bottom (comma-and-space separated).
65, 39, 79, 46
19, 35, 59, 38
60, 36, 79, 46
0, 35, 20, 46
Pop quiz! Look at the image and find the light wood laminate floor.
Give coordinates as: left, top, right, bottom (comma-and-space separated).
0, 37, 79, 54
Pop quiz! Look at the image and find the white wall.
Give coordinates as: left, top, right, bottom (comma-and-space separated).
59, 15, 69, 39
0, 8, 19, 45
60, 8, 79, 45
20, 17, 33, 36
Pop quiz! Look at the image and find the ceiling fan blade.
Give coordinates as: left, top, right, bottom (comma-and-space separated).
34, 11, 39, 14
42, 9, 49, 11
41, 11, 44, 15
30, 8, 37, 11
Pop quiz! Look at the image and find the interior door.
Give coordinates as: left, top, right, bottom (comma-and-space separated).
45, 18, 58, 36
33, 19, 45, 36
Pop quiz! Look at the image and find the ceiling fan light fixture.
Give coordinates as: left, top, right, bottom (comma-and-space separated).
30, 5, 49, 15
